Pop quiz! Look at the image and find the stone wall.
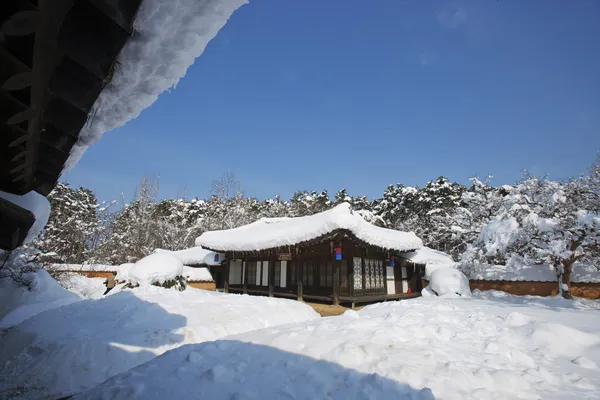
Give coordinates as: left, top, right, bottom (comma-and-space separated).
422, 279, 600, 300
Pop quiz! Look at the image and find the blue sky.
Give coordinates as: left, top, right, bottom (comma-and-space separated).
64, 0, 600, 204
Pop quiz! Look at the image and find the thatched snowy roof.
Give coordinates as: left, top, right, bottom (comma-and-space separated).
196, 203, 423, 253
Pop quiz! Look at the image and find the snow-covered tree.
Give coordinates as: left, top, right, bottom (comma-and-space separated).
35, 183, 110, 264
290, 190, 331, 216
462, 174, 600, 298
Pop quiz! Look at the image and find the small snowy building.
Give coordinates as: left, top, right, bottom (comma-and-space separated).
196, 203, 424, 306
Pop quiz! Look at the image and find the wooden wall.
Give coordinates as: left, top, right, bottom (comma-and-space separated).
187, 281, 217, 291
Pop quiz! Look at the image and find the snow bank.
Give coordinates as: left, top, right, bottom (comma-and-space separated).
154, 247, 224, 266
422, 267, 471, 297
0, 287, 319, 399
0, 190, 50, 244
57, 273, 108, 300
75, 296, 600, 399
402, 247, 455, 278
65, 0, 248, 169
197, 203, 423, 252
182, 266, 214, 282
0, 269, 80, 329
128, 253, 184, 286
115, 263, 134, 282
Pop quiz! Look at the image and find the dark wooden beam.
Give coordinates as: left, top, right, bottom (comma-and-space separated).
297, 254, 303, 302
268, 254, 275, 297
223, 260, 230, 293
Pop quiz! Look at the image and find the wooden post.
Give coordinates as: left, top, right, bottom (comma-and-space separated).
224, 260, 230, 293
242, 260, 248, 294
297, 257, 304, 302
269, 255, 275, 297
333, 259, 340, 306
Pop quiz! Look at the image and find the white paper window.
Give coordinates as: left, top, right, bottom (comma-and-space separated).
280, 260, 287, 288
261, 261, 269, 286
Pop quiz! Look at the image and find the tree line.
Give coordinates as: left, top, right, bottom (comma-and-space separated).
35, 159, 600, 296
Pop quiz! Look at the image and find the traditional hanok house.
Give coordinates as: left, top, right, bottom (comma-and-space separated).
196, 203, 424, 306
154, 247, 225, 290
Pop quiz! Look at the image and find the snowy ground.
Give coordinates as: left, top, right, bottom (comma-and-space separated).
0, 284, 318, 399
57, 273, 108, 300
0, 270, 81, 329
2, 272, 599, 399
76, 293, 600, 400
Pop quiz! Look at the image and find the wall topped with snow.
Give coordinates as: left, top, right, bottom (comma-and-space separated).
464, 263, 600, 284
154, 247, 224, 266
49, 264, 118, 272
64, 0, 248, 169
196, 203, 423, 252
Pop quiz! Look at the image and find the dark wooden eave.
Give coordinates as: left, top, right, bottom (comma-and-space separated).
1, 0, 142, 197
0, 0, 142, 250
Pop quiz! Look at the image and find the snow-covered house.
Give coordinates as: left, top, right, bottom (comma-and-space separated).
153, 247, 225, 290
396, 247, 456, 292
196, 203, 424, 306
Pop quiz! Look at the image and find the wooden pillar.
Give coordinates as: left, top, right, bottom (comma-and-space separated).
297, 257, 304, 302
269, 255, 275, 297
333, 260, 340, 306
224, 260, 230, 293
243, 259, 248, 294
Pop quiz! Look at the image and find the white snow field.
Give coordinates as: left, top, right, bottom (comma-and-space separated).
0, 269, 80, 329
0, 287, 319, 399
75, 295, 600, 400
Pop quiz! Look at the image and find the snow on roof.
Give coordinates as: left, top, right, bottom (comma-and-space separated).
400, 247, 455, 266
154, 248, 224, 266
64, 0, 247, 170
0, 190, 50, 244
196, 203, 423, 252
182, 267, 214, 282
400, 247, 456, 279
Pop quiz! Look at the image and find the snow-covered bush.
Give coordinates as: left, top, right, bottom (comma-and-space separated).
127, 253, 186, 291
423, 267, 471, 297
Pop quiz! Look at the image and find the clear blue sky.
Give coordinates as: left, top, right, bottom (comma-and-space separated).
63, 0, 600, 204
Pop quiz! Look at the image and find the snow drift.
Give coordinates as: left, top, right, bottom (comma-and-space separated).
75, 295, 600, 399
0, 269, 80, 329
0, 287, 319, 399
422, 267, 471, 297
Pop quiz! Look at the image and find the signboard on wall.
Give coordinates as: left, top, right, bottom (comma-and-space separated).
277, 253, 292, 261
